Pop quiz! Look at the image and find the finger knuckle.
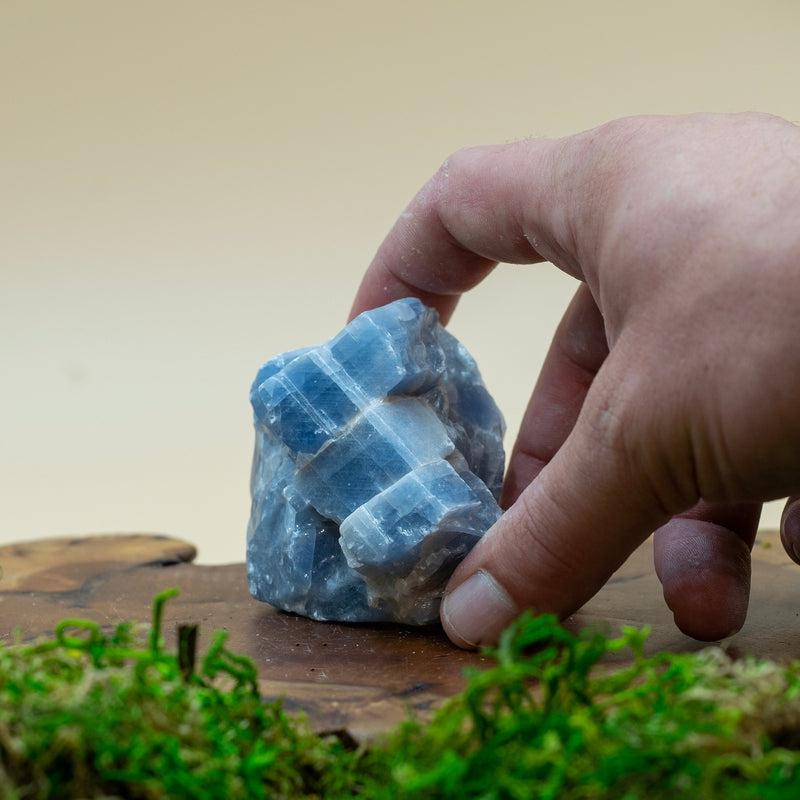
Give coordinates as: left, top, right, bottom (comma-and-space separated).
436, 145, 495, 200
585, 368, 700, 518
512, 488, 583, 576
733, 110, 795, 130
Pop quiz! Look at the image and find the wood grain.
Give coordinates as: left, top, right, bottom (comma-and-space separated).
1, 531, 798, 737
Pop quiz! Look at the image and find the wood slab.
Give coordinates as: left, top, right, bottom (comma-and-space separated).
1, 531, 799, 738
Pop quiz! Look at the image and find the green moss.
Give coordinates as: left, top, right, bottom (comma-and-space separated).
2, 590, 800, 798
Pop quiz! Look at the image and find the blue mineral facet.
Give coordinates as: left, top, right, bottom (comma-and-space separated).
246, 297, 505, 625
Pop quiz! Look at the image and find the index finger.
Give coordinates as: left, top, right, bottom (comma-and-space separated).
349, 139, 581, 324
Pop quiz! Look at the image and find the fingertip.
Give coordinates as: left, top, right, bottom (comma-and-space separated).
780, 497, 800, 565
665, 573, 749, 641
440, 569, 518, 650
348, 281, 460, 324
655, 520, 751, 642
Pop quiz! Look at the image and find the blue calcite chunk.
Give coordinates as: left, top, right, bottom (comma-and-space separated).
246, 298, 505, 625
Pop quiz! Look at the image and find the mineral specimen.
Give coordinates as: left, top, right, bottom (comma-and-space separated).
246, 298, 505, 624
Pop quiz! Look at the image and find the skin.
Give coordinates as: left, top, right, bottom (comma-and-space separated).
349, 112, 800, 648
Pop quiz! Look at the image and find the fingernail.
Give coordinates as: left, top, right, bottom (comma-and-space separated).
441, 569, 518, 649
782, 501, 800, 564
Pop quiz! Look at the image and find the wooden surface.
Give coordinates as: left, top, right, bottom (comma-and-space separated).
1, 531, 799, 738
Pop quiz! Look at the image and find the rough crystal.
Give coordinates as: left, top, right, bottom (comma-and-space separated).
247, 298, 505, 624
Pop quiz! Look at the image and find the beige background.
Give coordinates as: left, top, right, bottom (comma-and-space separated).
2, 1, 798, 563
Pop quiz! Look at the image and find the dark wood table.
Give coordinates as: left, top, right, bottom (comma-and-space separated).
1, 531, 798, 738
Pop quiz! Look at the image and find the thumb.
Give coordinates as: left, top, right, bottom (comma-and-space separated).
441, 348, 696, 648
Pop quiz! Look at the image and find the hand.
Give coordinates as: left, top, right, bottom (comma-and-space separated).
350, 112, 800, 648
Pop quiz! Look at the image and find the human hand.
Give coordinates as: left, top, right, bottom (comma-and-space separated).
350, 112, 800, 648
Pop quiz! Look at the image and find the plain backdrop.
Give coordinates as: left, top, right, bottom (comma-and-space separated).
2, 1, 799, 563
